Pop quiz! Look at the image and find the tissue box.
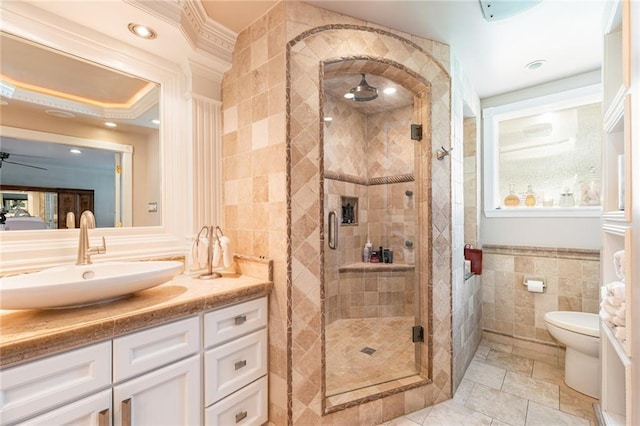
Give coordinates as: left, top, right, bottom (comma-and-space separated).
464, 244, 482, 274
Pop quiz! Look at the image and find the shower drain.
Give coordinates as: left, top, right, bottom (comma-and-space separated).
360, 347, 376, 355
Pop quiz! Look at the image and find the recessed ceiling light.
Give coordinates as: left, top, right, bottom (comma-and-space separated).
525, 59, 546, 70
128, 23, 157, 40
105, 122, 117, 128
151, 119, 160, 125
70, 148, 82, 155
45, 109, 75, 118
383, 87, 397, 95
344, 93, 355, 99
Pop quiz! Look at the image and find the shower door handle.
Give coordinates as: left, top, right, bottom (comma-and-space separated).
328, 210, 338, 250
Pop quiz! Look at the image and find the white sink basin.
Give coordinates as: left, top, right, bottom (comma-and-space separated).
0, 261, 183, 310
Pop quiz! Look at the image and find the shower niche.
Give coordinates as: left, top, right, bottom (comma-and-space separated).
322, 61, 431, 411
340, 196, 358, 224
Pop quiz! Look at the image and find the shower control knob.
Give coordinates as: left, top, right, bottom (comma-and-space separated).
405, 240, 413, 248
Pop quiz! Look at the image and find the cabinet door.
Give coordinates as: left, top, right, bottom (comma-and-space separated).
16, 390, 112, 426
113, 355, 200, 426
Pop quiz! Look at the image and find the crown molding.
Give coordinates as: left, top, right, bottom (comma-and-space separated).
124, 0, 236, 66
4, 80, 160, 122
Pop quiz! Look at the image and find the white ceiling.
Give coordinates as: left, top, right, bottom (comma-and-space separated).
207, 0, 607, 99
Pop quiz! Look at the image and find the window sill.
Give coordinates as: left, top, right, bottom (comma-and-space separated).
484, 206, 602, 218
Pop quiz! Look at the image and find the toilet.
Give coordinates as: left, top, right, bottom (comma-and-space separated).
544, 311, 600, 398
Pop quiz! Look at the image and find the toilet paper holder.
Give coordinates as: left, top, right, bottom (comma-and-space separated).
523, 277, 546, 289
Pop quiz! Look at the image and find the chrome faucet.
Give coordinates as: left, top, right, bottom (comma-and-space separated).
76, 210, 106, 265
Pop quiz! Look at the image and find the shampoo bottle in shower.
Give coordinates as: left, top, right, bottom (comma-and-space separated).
363, 239, 372, 262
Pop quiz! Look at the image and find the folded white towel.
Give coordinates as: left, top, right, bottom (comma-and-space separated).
616, 303, 626, 318
219, 235, 232, 268
606, 281, 626, 306
602, 298, 618, 316
211, 239, 221, 268
599, 307, 615, 327
613, 250, 625, 282
613, 314, 626, 327
615, 326, 626, 341
197, 237, 209, 268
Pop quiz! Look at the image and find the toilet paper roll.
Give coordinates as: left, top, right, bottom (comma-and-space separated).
526, 280, 544, 293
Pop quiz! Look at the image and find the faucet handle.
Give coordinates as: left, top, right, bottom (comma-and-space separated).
96, 236, 107, 254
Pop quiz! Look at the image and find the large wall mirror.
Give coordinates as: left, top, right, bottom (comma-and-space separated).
0, 2, 188, 274
1, 31, 161, 230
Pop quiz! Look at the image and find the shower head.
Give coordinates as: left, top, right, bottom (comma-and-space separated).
349, 74, 378, 102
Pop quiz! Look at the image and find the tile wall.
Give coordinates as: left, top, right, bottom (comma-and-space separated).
481, 245, 601, 343
222, 1, 454, 423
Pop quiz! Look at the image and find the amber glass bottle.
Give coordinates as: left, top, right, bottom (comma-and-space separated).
525, 185, 536, 207
504, 184, 520, 207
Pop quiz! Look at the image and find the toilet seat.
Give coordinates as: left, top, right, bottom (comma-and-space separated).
544, 311, 599, 337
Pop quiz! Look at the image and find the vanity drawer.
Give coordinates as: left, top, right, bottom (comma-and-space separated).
204, 297, 267, 348
0, 341, 111, 425
113, 316, 199, 382
204, 329, 267, 405
204, 376, 267, 426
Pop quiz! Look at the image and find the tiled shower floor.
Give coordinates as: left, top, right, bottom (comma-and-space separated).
325, 316, 418, 403
382, 338, 598, 425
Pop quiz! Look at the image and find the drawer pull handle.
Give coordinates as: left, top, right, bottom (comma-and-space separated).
234, 315, 247, 325
235, 410, 248, 423
235, 359, 247, 370
98, 408, 110, 426
122, 398, 132, 426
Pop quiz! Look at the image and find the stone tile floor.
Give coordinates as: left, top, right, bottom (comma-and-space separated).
381, 339, 598, 425
326, 316, 417, 396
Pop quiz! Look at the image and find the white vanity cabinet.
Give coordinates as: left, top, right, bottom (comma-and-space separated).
112, 316, 201, 426
203, 297, 268, 425
0, 296, 270, 426
0, 341, 112, 425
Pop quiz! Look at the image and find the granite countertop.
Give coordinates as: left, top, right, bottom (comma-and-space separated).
0, 272, 273, 368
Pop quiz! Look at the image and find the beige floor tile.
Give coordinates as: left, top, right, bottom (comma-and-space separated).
454, 378, 475, 405
475, 345, 491, 359
423, 399, 492, 426
465, 383, 528, 426
326, 316, 417, 396
502, 372, 560, 409
484, 350, 534, 376
525, 401, 589, 425
387, 338, 588, 426
532, 360, 564, 386
404, 406, 433, 424
463, 359, 506, 390
559, 383, 598, 423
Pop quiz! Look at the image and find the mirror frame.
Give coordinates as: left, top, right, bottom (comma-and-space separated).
0, 3, 188, 274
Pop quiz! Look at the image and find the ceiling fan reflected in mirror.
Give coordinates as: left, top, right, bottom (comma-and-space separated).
0, 152, 47, 171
